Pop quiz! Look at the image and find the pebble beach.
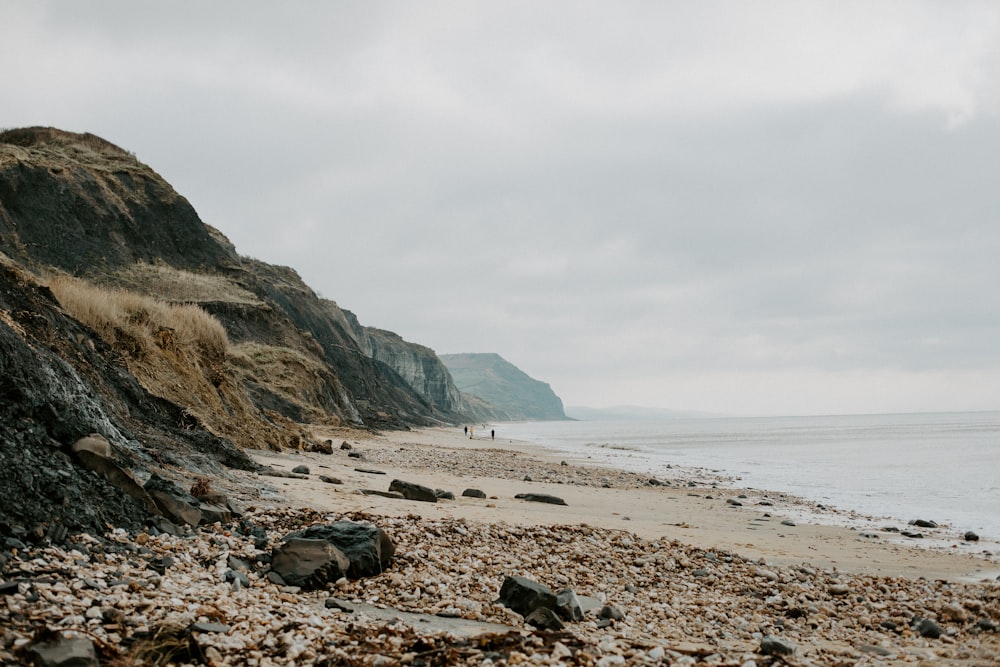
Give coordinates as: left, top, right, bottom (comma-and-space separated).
3, 426, 999, 666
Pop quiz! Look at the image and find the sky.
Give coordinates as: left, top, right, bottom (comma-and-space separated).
3, 1, 1000, 416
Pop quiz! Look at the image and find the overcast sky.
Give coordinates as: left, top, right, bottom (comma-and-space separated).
4, 1, 1000, 416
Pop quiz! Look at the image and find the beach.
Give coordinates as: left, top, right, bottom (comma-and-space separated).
258, 426, 1000, 583
3, 425, 999, 665
238, 425, 1000, 664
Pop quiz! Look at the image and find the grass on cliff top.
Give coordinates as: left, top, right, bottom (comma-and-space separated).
48, 275, 229, 363
0, 126, 144, 172
103, 262, 261, 306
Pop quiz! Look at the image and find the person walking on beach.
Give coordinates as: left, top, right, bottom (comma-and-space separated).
491, 429, 495, 440
469, 427, 474, 439
464, 426, 468, 436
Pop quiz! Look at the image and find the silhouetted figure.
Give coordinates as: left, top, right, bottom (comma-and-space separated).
464, 426, 468, 436
491, 429, 495, 440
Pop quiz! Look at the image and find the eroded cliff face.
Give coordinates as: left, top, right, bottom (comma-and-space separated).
0, 127, 466, 430
363, 328, 478, 417
0, 259, 256, 537
0, 127, 237, 273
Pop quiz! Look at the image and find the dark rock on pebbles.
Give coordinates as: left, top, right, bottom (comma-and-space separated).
388, 479, 438, 503
496, 575, 557, 617
514, 493, 567, 506
524, 607, 564, 630
759, 635, 796, 656
914, 617, 945, 639
280, 520, 395, 581
462, 488, 487, 498
21, 631, 99, 667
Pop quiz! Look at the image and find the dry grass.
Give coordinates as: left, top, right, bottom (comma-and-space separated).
105, 262, 261, 305
48, 275, 228, 364
0, 126, 142, 171
229, 342, 337, 425
46, 275, 291, 450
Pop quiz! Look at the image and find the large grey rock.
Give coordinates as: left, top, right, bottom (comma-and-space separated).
270, 537, 351, 590
282, 521, 395, 579
144, 474, 201, 526
23, 633, 99, 667
462, 488, 487, 498
496, 575, 557, 618
197, 502, 232, 525
389, 479, 438, 503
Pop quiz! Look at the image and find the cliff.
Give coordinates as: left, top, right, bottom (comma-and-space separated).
0, 127, 468, 430
440, 353, 568, 421
363, 328, 496, 420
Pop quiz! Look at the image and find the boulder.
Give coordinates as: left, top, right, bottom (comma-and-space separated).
910, 519, 938, 529
965, 531, 980, 542
462, 488, 487, 498
514, 493, 567, 506
281, 521, 395, 579
291, 464, 310, 475
144, 474, 201, 526
434, 489, 455, 500
496, 575, 557, 617
197, 502, 232, 525
389, 479, 438, 503
270, 538, 351, 590
22, 632, 99, 667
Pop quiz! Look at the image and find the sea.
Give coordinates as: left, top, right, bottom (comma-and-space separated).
497, 411, 1000, 540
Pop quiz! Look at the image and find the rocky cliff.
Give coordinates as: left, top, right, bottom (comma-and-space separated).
363, 328, 495, 420
0, 127, 468, 430
440, 353, 568, 421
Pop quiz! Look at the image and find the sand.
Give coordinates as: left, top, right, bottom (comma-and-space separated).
250, 426, 1000, 584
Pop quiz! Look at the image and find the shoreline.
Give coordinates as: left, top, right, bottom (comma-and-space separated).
4, 424, 1000, 665
246, 425, 1000, 583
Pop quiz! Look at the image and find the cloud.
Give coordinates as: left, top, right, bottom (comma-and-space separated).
3, 0, 1000, 415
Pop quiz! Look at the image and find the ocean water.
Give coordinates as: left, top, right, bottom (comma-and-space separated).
498, 411, 1000, 539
